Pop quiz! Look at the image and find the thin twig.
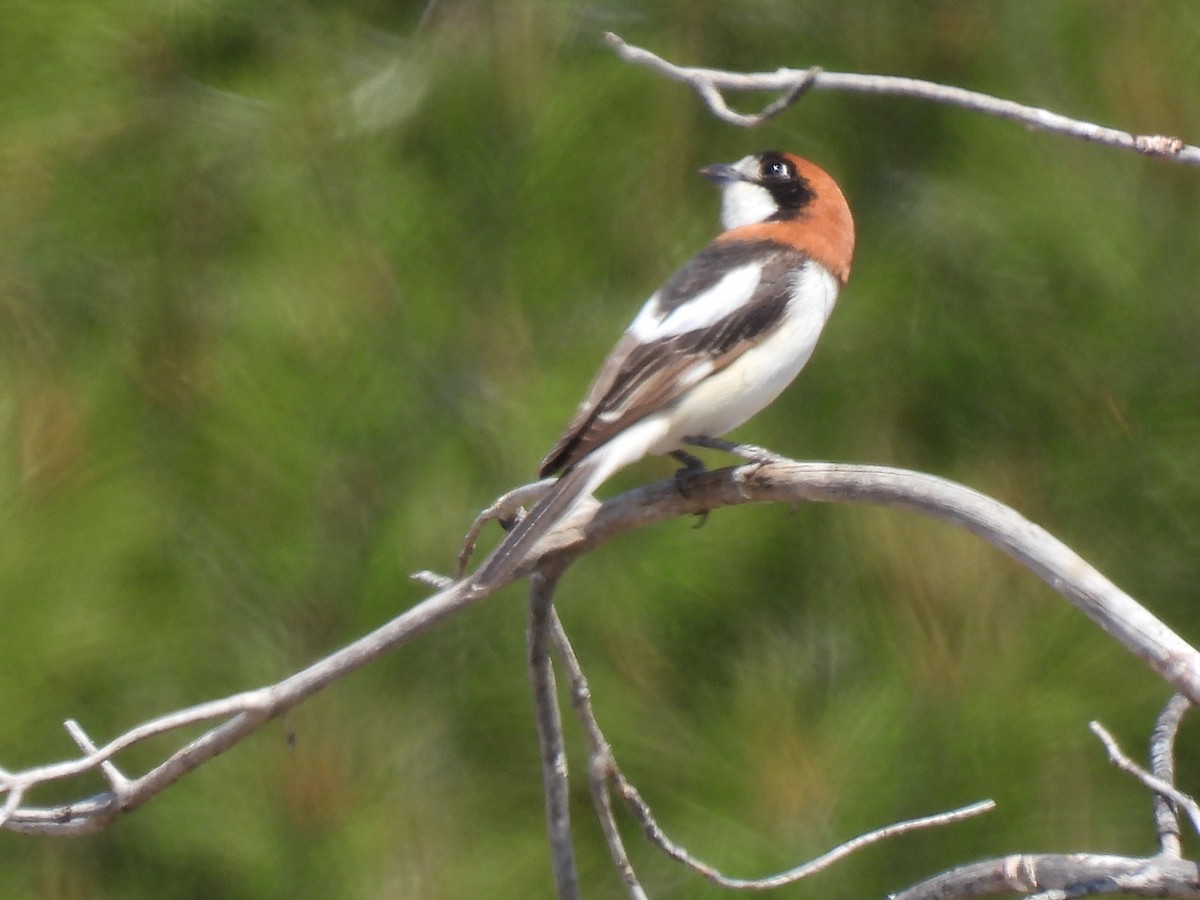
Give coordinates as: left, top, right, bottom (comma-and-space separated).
528, 568, 580, 900
1090, 720, 1200, 839
684, 436, 788, 466
0, 780, 24, 829
550, 612, 649, 900
63, 720, 129, 797
622, 777, 994, 891
603, 33, 1200, 166
1150, 694, 1191, 857
410, 570, 453, 590
551, 596, 995, 891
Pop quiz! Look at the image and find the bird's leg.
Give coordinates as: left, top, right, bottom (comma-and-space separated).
670, 448, 709, 496
683, 435, 787, 465
669, 449, 711, 528
670, 448, 707, 476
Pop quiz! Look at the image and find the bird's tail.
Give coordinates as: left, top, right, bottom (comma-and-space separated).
468, 453, 607, 593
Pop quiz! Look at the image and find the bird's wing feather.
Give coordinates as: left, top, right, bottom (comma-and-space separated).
539, 240, 806, 476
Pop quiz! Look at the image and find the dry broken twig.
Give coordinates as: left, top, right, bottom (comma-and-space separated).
603, 32, 1200, 165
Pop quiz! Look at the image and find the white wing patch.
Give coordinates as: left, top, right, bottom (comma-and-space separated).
627, 262, 763, 343
676, 359, 714, 390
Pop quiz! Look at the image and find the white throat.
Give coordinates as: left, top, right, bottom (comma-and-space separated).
718, 180, 776, 229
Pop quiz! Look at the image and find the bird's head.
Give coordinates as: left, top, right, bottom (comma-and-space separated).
701, 150, 855, 284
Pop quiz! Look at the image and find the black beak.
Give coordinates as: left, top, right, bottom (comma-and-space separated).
699, 162, 741, 183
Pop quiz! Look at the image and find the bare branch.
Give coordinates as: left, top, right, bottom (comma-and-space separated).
867, 699, 1200, 897
617, 778, 993, 891
527, 567, 580, 900
1089, 720, 1200, 839
6, 457, 1199, 838
893, 852, 1200, 899
63, 719, 129, 797
684, 435, 789, 465
603, 33, 1200, 166
0, 688, 275, 831
550, 612, 649, 900
551, 590, 993, 891
1, 576, 488, 834
1151, 695, 1192, 856
543, 461, 1200, 705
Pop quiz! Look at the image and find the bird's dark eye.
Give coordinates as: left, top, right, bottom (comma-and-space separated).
755, 152, 814, 216
764, 160, 789, 180
757, 152, 797, 184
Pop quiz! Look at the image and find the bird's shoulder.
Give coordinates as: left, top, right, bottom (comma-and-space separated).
653, 235, 808, 318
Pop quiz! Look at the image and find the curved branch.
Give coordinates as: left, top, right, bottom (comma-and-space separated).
603, 33, 1200, 165
4, 459, 1198, 834
550, 460, 1200, 703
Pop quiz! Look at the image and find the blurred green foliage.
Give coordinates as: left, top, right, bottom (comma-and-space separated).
2, 1, 1199, 897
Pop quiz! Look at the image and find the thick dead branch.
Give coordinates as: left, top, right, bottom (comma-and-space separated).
603, 33, 1200, 166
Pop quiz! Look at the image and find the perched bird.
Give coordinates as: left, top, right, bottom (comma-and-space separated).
470, 151, 855, 591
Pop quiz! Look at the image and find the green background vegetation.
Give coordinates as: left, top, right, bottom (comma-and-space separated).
2, 1, 1199, 897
